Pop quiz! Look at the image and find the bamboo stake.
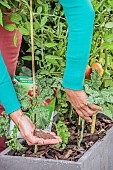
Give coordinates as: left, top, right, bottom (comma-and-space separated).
30, 0, 36, 97
91, 113, 96, 134
30, 0, 37, 153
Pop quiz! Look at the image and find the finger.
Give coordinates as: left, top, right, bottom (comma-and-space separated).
76, 109, 92, 122
25, 134, 62, 146
53, 136, 62, 142
39, 139, 62, 145
26, 140, 33, 146
80, 108, 91, 117
26, 137, 61, 146
41, 130, 56, 136
35, 135, 62, 145
76, 109, 85, 119
25, 136, 44, 145
84, 116, 92, 122
82, 105, 95, 116
88, 104, 103, 111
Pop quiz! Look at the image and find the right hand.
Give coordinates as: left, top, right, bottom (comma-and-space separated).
10, 109, 62, 145
65, 89, 103, 122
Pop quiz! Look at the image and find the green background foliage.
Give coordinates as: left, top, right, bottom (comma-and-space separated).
0, 0, 113, 149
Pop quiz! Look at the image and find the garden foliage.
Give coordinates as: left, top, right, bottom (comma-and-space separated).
0, 0, 113, 149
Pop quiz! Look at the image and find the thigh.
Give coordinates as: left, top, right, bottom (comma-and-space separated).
0, 15, 22, 78
0, 15, 22, 114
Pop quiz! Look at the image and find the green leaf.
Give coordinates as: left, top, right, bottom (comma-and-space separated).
36, 0, 42, 5
8, 14, 22, 24
22, 56, 39, 61
44, 43, 57, 48
105, 22, 113, 28
22, 56, 32, 61
26, 46, 37, 52
19, 26, 29, 35
100, 42, 113, 51
0, 1, 11, 8
13, 33, 18, 47
102, 105, 113, 120
104, 34, 113, 42
4, 24, 16, 31
45, 55, 62, 60
40, 16, 47, 27
36, 6, 42, 14
0, 11, 3, 26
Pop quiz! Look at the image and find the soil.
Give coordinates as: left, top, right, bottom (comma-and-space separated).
33, 129, 56, 139
11, 113, 113, 162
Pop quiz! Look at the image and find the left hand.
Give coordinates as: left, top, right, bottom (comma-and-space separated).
18, 114, 62, 145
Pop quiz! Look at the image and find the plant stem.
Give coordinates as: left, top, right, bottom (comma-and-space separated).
102, 50, 108, 77
77, 116, 81, 139
68, 105, 74, 123
41, 28, 44, 62
77, 118, 85, 147
33, 13, 66, 21
99, 30, 104, 64
91, 113, 96, 134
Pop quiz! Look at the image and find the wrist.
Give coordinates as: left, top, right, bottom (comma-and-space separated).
64, 88, 84, 92
9, 108, 23, 126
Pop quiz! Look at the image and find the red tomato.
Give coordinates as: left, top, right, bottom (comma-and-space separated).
28, 90, 39, 97
30, 97, 33, 104
91, 62, 103, 76
52, 88, 57, 96
85, 65, 92, 79
45, 98, 52, 104
28, 90, 33, 96
42, 98, 52, 106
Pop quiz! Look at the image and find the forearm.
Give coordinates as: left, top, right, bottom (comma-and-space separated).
59, 0, 95, 90
0, 52, 21, 114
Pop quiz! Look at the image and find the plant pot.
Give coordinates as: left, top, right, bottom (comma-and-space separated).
1, 126, 113, 170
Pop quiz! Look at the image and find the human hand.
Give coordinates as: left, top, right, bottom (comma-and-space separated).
10, 109, 62, 145
64, 89, 103, 122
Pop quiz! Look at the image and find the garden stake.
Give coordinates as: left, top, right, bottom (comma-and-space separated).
91, 113, 96, 134
30, 0, 38, 153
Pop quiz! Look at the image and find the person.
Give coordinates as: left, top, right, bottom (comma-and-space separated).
0, 0, 103, 152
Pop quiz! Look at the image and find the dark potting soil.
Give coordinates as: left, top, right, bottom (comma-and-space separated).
10, 114, 113, 162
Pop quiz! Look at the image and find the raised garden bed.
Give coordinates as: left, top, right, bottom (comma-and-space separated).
1, 115, 113, 170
